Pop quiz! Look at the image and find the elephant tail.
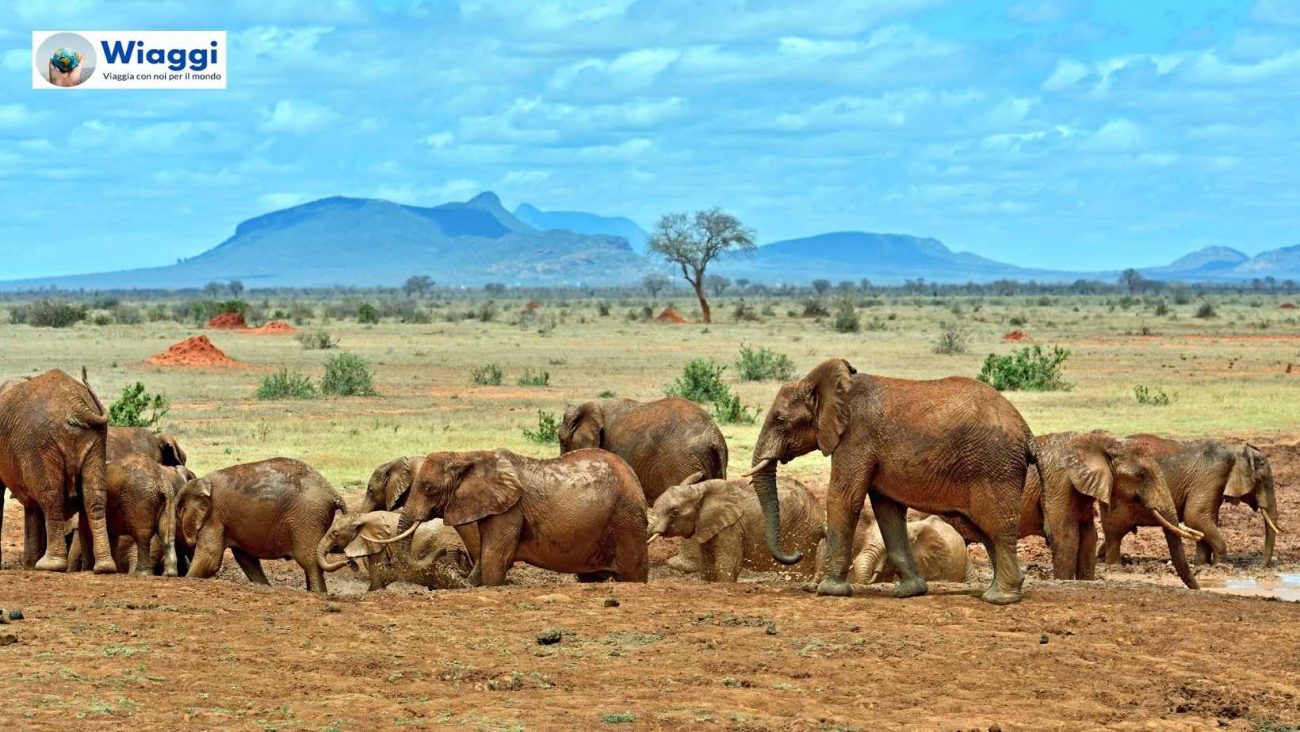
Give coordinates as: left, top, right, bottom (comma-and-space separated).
709, 440, 729, 480
1026, 438, 1051, 546
68, 367, 109, 428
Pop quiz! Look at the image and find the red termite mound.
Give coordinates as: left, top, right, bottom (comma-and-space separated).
145, 335, 246, 368
246, 320, 298, 335
655, 307, 688, 324
1002, 330, 1027, 342
206, 311, 248, 329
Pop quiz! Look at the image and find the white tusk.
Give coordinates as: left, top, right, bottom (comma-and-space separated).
362, 521, 420, 545
646, 533, 662, 545
742, 458, 775, 478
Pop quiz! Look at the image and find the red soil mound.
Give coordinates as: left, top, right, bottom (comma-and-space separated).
245, 320, 298, 335
145, 335, 246, 368
524, 300, 541, 312
1280, 303, 1296, 310
655, 306, 688, 324
1002, 330, 1027, 342
206, 311, 248, 329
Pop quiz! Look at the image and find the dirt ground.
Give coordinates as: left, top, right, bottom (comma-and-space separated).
0, 439, 1297, 730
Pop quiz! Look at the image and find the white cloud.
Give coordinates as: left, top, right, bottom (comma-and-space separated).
1042, 59, 1091, 91
0, 104, 35, 128
260, 100, 334, 134
1085, 118, 1145, 152
424, 132, 455, 148
1180, 48, 1300, 85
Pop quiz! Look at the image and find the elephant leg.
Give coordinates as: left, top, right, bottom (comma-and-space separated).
817, 464, 872, 597
1077, 520, 1098, 580
1048, 520, 1079, 580
476, 515, 520, 587
1191, 521, 1226, 566
869, 491, 927, 599
712, 530, 744, 583
23, 504, 45, 568
610, 527, 649, 583
133, 533, 155, 576
74, 511, 98, 572
35, 495, 69, 572
295, 547, 327, 594
697, 539, 719, 582
185, 530, 224, 579
231, 548, 270, 586
666, 539, 702, 574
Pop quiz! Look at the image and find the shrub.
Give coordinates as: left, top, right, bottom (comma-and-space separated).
256, 369, 317, 400
711, 392, 756, 425
320, 352, 378, 396
1153, 301, 1170, 317
597, 302, 611, 317
977, 345, 1072, 391
732, 300, 759, 322
91, 313, 112, 326
288, 301, 315, 324
801, 298, 829, 317
933, 322, 970, 355
1195, 302, 1217, 319
735, 344, 796, 381
518, 368, 550, 387
830, 297, 859, 333
477, 302, 498, 322
1134, 385, 1171, 406
471, 363, 503, 386
357, 303, 380, 325
109, 304, 142, 325
108, 382, 170, 428
12, 300, 87, 328
665, 359, 730, 404
597, 390, 616, 398
523, 410, 561, 444
296, 330, 339, 350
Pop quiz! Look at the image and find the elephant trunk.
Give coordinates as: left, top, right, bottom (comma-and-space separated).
749, 459, 803, 565
1161, 526, 1199, 590
1260, 485, 1279, 568
317, 537, 350, 573
853, 541, 884, 584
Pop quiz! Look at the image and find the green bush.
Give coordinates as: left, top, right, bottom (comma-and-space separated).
296, 330, 338, 350
518, 368, 550, 386
11, 300, 87, 328
735, 344, 795, 381
471, 363, 504, 386
256, 369, 317, 400
977, 345, 1072, 391
109, 303, 142, 325
1134, 385, 1171, 406
665, 359, 730, 403
711, 392, 756, 425
1195, 302, 1217, 319
357, 303, 380, 325
321, 352, 377, 396
830, 297, 859, 333
523, 410, 561, 444
108, 382, 170, 428
801, 298, 829, 317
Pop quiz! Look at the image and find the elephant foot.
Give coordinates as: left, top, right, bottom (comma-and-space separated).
666, 554, 700, 574
893, 577, 929, 599
816, 578, 852, 597
981, 586, 1023, 605
92, 558, 118, 575
34, 555, 68, 572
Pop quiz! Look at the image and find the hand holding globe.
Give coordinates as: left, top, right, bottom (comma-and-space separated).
48, 48, 85, 87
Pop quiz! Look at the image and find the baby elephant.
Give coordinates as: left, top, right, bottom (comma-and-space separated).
176, 458, 346, 592
851, 515, 974, 585
317, 511, 474, 591
106, 454, 194, 576
647, 476, 824, 581
379, 448, 648, 586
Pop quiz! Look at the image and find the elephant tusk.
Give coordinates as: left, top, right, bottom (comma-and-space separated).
742, 459, 775, 479
1262, 510, 1282, 535
647, 533, 661, 545
1152, 511, 1202, 542
362, 521, 420, 545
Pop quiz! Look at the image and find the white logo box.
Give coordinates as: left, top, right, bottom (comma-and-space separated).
33, 30, 227, 90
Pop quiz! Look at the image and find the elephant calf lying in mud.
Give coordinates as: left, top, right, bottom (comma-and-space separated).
848, 515, 974, 585
646, 476, 824, 581
317, 511, 474, 591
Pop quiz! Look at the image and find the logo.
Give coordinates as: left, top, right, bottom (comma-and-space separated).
33, 31, 227, 90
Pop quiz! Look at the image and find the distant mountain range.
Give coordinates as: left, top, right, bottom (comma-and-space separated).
2, 191, 1298, 290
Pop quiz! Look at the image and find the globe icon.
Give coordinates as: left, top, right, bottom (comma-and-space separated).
51, 48, 80, 73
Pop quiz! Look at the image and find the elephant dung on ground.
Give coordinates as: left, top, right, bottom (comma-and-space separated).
0, 369, 115, 573
647, 476, 823, 581
1102, 436, 1280, 568
358, 456, 424, 513
1023, 431, 1202, 588
176, 457, 346, 592
851, 515, 975, 585
107, 427, 188, 466
318, 511, 473, 591
748, 358, 1036, 604
382, 448, 648, 586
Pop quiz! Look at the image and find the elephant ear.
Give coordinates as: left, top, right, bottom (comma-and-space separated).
693, 483, 744, 543
1064, 434, 1114, 504
563, 402, 603, 449
444, 451, 524, 526
180, 481, 212, 545
159, 435, 187, 466
386, 457, 416, 509
1224, 445, 1259, 498
345, 513, 394, 559
808, 358, 856, 455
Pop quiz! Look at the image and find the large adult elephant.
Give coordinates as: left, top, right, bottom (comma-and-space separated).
108, 427, 188, 466
1101, 436, 1281, 567
357, 456, 423, 513
747, 358, 1036, 605
0, 369, 115, 573
378, 448, 648, 586
1024, 431, 1202, 587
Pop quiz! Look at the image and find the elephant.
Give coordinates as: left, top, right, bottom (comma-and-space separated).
107, 427, 188, 466
747, 358, 1036, 605
560, 396, 728, 573
1100, 436, 1281, 567
357, 456, 423, 513
851, 516, 975, 585
317, 511, 474, 591
377, 448, 648, 586
646, 476, 824, 581
1022, 432, 1202, 588
176, 457, 346, 592
102, 454, 194, 576
0, 369, 115, 573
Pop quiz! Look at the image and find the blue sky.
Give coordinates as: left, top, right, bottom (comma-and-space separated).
1, 0, 1298, 278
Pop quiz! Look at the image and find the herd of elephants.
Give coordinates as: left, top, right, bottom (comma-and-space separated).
0, 358, 1282, 605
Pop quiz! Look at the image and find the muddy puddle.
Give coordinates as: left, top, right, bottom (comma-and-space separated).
1107, 571, 1300, 601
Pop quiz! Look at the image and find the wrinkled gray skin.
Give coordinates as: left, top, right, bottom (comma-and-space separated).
358, 456, 423, 514
107, 427, 187, 467
749, 358, 1036, 605
853, 516, 974, 585
103, 455, 194, 576
647, 476, 823, 581
395, 448, 648, 586
176, 457, 346, 592
1101, 436, 1280, 568
317, 511, 474, 591
0, 370, 115, 573
1023, 431, 1201, 588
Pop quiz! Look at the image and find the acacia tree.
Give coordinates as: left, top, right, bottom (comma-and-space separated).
648, 209, 755, 323
705, 274, 731, 297
643, 273, 670, 297
404, 275, 434, 298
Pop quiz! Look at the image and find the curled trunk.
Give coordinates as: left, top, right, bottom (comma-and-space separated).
750, 462, 803, 565
317, 538, 349, 573
853, 541, 884, 584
